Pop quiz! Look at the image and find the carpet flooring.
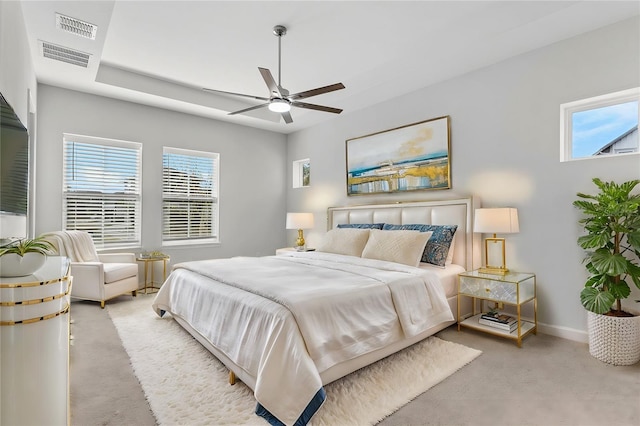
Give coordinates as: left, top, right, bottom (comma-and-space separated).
105, 294, 481, 425
70, 295, 640, 426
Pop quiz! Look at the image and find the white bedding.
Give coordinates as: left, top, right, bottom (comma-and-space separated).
419, 262, 465, 298
152, 251, 454, 426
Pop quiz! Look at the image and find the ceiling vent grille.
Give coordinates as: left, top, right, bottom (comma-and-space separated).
55, 13, 97, 40
41, 41, 91, 68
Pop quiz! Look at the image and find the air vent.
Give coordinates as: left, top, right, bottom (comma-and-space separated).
55, 13, 97, 40
41, 41, 91, 68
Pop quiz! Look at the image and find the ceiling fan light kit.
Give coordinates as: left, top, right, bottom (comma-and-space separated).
203, 25, 345, 124
268, 98, 291, 113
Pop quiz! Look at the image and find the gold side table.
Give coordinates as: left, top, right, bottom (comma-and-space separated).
457, 269, 537, 347
136, 256, 169, 294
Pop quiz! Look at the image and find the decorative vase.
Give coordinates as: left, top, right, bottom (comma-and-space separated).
0, 253, 47, 277
587, 310, 640, 366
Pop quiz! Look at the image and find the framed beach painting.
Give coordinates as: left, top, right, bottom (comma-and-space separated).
346, 115, 451, 195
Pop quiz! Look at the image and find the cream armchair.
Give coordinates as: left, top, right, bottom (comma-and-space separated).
42, 231, 138, 308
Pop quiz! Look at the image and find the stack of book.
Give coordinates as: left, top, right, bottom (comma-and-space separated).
479, 312, 518, 333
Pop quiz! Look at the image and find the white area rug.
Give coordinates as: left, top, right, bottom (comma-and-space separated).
108, 295, 481, 426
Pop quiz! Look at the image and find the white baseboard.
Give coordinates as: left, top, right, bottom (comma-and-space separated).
537, 321, 588, 343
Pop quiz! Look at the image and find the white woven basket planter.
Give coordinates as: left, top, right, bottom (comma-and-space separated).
587, 311, 640, 366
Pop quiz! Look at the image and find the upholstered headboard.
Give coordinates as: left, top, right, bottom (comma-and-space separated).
327, 197, 481, 271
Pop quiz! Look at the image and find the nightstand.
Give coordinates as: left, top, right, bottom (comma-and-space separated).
276, 247, 315, 255
457, 269, 537, 347
136, 256, 170, 294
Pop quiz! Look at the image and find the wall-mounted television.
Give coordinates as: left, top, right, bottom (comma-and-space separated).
0, 92, 29, 239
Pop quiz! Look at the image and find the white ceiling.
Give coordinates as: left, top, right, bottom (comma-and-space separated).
19, 1, 640, 134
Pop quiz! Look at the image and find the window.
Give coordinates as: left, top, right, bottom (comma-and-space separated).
162, 147, 219, 245
293, 158, 310, 188
63, 134, 142, 249
560, 88, 639, 162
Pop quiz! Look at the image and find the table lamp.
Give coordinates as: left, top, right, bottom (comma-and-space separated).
286, 212, 314, 251
474, 208, 519, 275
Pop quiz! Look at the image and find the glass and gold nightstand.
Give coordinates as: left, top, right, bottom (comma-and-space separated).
457, 269, 537, 347
136, 255, 169, 294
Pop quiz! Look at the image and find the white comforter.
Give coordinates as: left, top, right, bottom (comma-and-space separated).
152, 251, 453, 426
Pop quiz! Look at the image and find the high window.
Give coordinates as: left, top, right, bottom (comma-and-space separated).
162, 147, 219, 245
293, 158, 310, 188
560, 88, 639, 162
63, 134, 142, 249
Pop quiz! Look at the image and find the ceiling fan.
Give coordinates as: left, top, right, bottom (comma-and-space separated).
203, 25, 345, 124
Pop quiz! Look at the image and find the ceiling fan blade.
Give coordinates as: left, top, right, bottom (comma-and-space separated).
291, 101, 342, 114
258, 67, 282, 97
289, 83, 345, 100
228, 102, 270, 115
281, 111, 293, 124
202, 87, 269, 101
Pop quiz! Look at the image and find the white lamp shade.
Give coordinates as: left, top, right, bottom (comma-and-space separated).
474, 208, 519, 234
286, 212, 314, 229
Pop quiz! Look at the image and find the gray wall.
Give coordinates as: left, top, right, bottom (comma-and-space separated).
0, 0, 36, 124
36, 85, 288, 264
286, 17, 640, 341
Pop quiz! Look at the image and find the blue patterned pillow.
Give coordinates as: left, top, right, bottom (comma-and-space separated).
381, 224, 458, 267
337, 223, 384, 230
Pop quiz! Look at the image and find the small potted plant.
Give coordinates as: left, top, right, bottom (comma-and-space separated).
574, 178, 640, 365
0, 236, 55, 277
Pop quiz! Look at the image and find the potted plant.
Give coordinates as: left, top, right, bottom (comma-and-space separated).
0, 236, 55, 277
574, 178, 640, 365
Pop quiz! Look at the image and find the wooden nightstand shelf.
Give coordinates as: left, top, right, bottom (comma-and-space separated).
457, 269, 537, 347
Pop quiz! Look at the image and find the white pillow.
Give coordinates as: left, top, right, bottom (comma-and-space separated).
445, 236, 456, 265
361, 229, 433, 267
316, 228, 371, 257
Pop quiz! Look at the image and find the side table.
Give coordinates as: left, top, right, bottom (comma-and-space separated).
275, 247, 316, 255
136, 256, 169, 294
457, 269, 537, 347
1, 256, 71, 425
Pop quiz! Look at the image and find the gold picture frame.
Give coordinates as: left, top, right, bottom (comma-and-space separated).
346, 116, 451, 195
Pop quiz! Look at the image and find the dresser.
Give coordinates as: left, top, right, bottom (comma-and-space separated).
1, 256, 72, 425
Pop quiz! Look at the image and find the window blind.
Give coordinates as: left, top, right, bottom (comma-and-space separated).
63, 134, 142, 249
162, 147, 219, 244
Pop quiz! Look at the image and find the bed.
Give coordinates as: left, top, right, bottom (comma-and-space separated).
152, 197, 480, 426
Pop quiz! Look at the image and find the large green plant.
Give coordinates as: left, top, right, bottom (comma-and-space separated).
0, 237, 54, 257
574, 178, 640, 316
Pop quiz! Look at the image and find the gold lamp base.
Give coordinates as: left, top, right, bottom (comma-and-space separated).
294, 229, 306, 251
480, 236, 509, 275
478, 266, 509, 275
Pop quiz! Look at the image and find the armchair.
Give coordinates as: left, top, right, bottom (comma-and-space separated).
42, 231, 138, 308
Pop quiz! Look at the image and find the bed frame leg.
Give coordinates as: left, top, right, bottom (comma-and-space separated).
229, 371, 236, 385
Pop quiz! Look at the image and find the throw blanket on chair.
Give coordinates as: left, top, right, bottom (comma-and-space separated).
43, 231, 100, 262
